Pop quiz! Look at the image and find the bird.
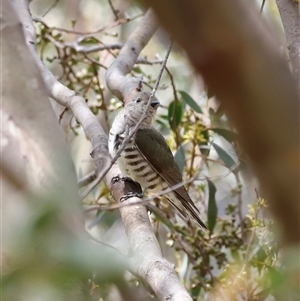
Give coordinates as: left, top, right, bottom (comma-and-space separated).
108, 91, 207, 229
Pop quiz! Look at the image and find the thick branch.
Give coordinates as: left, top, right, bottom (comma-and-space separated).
144, 0, 299, 246
275, 0, 300, 93
105, 9, 158, 102
107, 173, 193, 301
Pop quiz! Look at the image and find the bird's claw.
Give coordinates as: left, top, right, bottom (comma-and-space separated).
111, 175, 135, 184
120, 191, 144, 202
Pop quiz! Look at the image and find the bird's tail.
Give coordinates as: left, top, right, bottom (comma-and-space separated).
166, 192, 208, 230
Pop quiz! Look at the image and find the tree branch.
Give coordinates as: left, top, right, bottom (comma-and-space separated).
105, 9, 159, 102
275, 0, 300, 93
33, 13, 143, 35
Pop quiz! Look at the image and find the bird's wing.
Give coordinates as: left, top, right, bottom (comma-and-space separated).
135, 128, 206, 228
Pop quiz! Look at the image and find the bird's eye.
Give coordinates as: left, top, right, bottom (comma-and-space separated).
135, 97, 141, 103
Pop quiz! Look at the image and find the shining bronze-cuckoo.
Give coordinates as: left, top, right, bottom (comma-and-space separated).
108, 92, 207, 229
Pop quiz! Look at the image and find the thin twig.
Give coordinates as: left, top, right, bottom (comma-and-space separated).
165, 65, 181, 147
80, 39, 174, 200
107, 0, 119, 21
136, 58, 163, 65
188, 139, 197, 188
236, 228, 268, 281
260, 0, 267, 14
234, 170, 245, 242
33, 14, 143, 36
165, 66, 178, 104
83, 54, 107, 70
85, 230, 126, 257
42, 0, 59, 17
78, 171, 97, 188
44, 32, 123, 54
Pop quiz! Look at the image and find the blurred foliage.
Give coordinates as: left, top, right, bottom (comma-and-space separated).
4, 1, 296, 300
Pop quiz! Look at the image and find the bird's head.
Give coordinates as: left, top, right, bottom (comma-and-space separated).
124, 92, 160, 127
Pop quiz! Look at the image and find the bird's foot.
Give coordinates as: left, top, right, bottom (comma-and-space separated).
111, 175, 132, 184
120, 191, 144, 202
111, 175, 143, 202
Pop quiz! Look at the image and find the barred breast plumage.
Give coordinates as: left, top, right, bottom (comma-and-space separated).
112, 134, 165, 192
108, 91, 207, 229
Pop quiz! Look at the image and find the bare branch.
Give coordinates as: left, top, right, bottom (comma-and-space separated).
44, 32, 123, 54
105, 9, 159, 101
33, 13, 143, 35
275, 0, 300, 92
78, 171, 97, 188
107, 0, 119, 21
109, 195, 193, 301
260, 0, 267, 13
42, 0, 59, 17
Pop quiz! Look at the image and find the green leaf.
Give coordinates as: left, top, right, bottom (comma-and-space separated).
174, 144, 186, 175
80, 37, 98, 45
207, 179, 217, 233
71, 19, 77, 28
179, 91, 203, 113
158, 114, 169, 120
210, 128, 238, 143
191, 284, 202, 298
133, 66, 142, 74
268, 266, 286, 289
256, 247, 267, 274
231, 249, 241, 261
149, 204, 176, 231
199, 129, 210, 156
208, 107, 215, 117
156, 119, 167, 127
215, 104, 225, 119
168, 100, 182, 131
212, 142, 235, 169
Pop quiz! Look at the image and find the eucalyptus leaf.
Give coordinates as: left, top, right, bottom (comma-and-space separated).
212, 142, 235, 169
149, 204, 176, 231
174, 144, 186, 175
168, 100, 183, 131
210, 128, 238, 143
80, 37, 98, 45
207, 179, 217, 233
133, 66, 142, 74
179, 90, 203, 113
199, 129, 210, 156
215, 104, 225, 119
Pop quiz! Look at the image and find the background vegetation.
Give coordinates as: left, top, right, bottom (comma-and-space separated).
2, 1, 299, 301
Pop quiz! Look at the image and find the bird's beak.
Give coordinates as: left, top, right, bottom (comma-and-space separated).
150, 98, 160, 108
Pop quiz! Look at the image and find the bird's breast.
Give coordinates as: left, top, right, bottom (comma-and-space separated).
109, 130, 165, 192
119, 145, 164, 192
